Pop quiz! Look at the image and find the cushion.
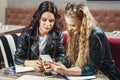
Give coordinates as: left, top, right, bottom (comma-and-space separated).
0, 33, 20, 67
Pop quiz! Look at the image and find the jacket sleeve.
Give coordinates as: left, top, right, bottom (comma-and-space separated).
81, 31, 107, 76
55, 31, 66, 62
14, 31, 30, 65
61, 56, 72, 68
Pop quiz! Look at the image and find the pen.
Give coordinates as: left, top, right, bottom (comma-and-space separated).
12, 66, 16, 74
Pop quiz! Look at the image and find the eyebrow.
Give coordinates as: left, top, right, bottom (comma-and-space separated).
41, 17, 55, 20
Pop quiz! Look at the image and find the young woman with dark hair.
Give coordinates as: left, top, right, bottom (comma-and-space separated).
14, 1, 65, 72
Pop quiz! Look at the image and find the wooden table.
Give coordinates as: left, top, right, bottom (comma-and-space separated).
0, 67, 64, 80
0, 67, 109, 80
0, 25, 25, 36
105, 31, 120, 38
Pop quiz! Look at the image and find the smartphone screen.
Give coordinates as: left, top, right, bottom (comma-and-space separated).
40, 55, 53, 62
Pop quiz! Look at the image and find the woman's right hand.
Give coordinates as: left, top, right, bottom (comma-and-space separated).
24, 60, 44, 72
51, 62, 67, 74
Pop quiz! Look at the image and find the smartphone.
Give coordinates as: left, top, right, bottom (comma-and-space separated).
44, 72, 53, 77
40, 55, 53, 62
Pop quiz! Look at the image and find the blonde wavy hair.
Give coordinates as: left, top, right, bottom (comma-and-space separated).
65, 3, 99, 67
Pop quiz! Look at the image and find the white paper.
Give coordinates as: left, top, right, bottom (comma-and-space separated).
40, 55, 53, 62
15, 65, 35, 73
16, 75, 65, 80
66, 75, 96, 80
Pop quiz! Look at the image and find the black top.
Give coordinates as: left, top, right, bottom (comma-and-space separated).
14, 27, 65, 64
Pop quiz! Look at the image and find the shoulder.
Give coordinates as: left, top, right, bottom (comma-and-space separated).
20, 27, 34, 38
49, 29, 64, 40
23, 26, 38, 34
92, 28, 104, 35
91, 28, 106, 38
52, 29, 63, 36
90, 27, 108, 43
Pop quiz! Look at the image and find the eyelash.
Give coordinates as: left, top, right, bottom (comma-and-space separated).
71, 25, 75, 27
42, 18, 55, 22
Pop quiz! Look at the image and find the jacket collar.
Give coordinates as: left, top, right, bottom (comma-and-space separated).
31, 27, 39, 41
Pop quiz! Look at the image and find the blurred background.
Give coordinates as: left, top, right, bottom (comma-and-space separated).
0, 0, 120, 24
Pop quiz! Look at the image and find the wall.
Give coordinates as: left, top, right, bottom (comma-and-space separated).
7, 0, 86, 8
0, 0, 120, 24
7, 0, 120, 9
0, 0, 7, 24
87, 1, 120, 9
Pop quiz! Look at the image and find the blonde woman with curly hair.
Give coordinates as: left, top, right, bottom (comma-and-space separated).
44, 3, 120, 79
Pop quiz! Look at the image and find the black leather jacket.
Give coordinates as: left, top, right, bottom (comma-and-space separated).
61, 28, 120, 80
14, 27, 65, 65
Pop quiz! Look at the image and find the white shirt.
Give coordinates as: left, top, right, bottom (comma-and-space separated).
39, 35, 48, 55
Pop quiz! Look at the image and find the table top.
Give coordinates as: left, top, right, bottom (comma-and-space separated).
0, 67, 109, 80
0, 68, 64, 80
0, 25, 25, 34
105, 31, 120, 38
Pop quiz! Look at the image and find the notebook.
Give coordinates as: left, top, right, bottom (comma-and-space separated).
16, 75, 65, 80
66, 75, 96, 80
15, 65, 35, 73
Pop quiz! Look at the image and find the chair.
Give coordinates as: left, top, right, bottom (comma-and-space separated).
0, 33, 20, 68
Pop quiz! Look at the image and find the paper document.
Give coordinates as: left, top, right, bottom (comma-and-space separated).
16, 75, 65, 80
66, 75, 96, 80
15, 65, 35, 73
40, 55, 53, 62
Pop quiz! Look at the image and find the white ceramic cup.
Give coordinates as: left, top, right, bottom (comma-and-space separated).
0, 22, 3, 29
